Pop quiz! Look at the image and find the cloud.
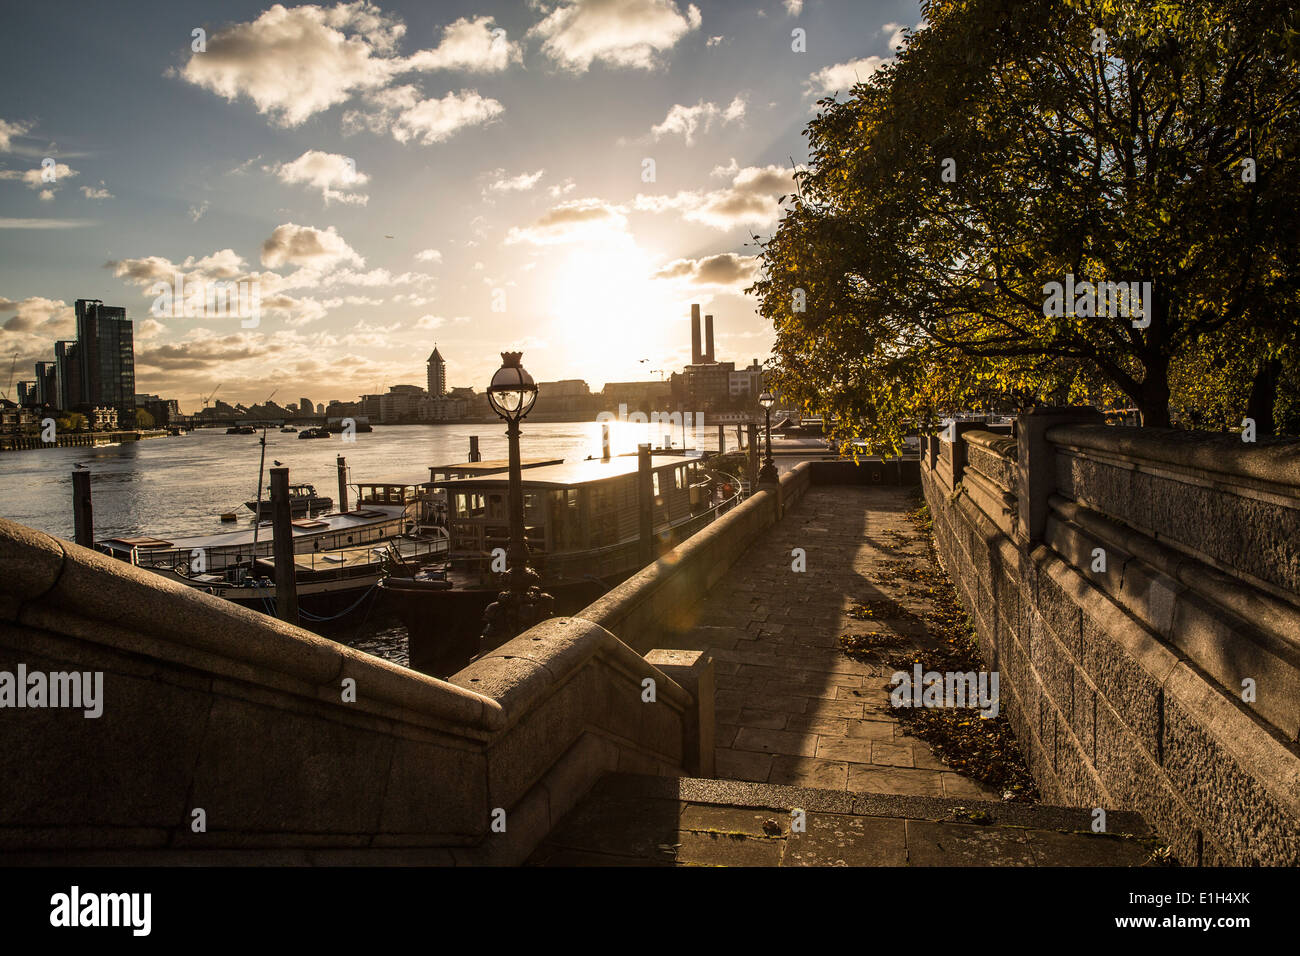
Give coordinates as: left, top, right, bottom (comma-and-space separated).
345, 85, 503, 144
189, 201, 210, 222
504, 197, 630, 245
0, 296, 75, 335
0, 217, 97, 229
653, 252, 759, 289
405, 15, 522, 72
0, 118, 32, 152
176, 2, 405, 126
260, 223, 364, 270
0, 162, 78, 192
706, 35, 724, 47
79, 181, 113, 200
784, 0, 803, 15
486, 168, 545, 193
415, 248, 443, 263
650, 94, 745, 145
415, 314, 470, 329
320, 266, 433, 288
805, 56, 890, 98
634, 163, 796, 229
271, 149, 370, 204
548, 178, 576, 198
530, 0, 702, 72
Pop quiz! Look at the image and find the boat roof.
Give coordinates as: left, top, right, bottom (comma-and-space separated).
434, 454, 693, 491
435, 457, 564, 475
99, 504, 407, 551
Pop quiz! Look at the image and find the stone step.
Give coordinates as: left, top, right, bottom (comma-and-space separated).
528, 773, 1159, 867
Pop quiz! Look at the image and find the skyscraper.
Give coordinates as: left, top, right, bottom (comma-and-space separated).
76, 299, 135, 424
299, 397, 313, 415
33, 362, 57, 407
427, 346, 446, 398
55, 340, 82, 410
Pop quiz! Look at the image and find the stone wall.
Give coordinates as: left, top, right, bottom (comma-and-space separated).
0, 518, 696, 864
921, 412, 1300, 866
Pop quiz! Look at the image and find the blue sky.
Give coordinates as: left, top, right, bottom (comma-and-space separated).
0, 0, 920, 409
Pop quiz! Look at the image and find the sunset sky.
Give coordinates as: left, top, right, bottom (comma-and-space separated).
0, 0, 920, 410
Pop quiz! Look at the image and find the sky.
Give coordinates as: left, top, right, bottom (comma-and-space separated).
0, 0, 921, 411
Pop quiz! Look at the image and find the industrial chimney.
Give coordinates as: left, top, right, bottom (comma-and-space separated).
704, 314, 715, 363
690, 304, 702, 365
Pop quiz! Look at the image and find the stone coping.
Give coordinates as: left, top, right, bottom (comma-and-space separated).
0, 516, 503, 732
1047, 423, 1300, 489
963, 429, 1018, 458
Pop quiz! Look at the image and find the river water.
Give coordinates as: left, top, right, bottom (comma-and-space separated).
0, 419, 730, 665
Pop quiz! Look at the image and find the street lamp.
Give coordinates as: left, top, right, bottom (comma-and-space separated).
481, 352, 553, 648
758, 390, 778, 484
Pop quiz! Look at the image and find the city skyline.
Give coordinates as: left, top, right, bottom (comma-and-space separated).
0, 0, 920, 407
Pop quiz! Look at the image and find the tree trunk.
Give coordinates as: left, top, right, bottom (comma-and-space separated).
1245, 358, 1281, 436
1137, 359, 1171, 428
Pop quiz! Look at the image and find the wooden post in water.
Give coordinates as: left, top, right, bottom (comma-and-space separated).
601, 424, 611, 460
72, 469, 93, 547
637, 443, 654, 566
746, 423, 759, 490
270, 467, 299, 626
717, 424, 725, 454
469, 435, 481, 462
336, 455, 348, 513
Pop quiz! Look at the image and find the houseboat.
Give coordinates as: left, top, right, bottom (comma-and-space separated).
225, 425, 256, 435
159, 530, 449, 619
379, 452, 735, 675
298, 426, 331, 439
99, 479, 441, 573
243, 482, 332, 519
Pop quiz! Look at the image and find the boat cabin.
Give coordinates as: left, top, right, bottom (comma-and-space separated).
426, 457, 563, 484
435, 454, 711, 560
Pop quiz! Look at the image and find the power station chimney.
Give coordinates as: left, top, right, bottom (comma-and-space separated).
690, 304, 702, 365
704, 314, 715, 363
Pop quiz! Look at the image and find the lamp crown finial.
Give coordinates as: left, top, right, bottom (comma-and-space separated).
500, 351, 523, 368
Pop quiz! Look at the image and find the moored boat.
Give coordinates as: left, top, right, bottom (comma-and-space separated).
243, 482, 332, 519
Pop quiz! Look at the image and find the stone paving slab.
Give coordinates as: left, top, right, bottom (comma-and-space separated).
528, 774, 1158, 867
663, 484, 1008, 800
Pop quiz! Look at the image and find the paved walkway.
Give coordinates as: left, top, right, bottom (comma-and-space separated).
674, 484, 1000, 800
529, 775, 1156, 866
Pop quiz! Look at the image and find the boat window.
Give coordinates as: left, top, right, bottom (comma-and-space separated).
488, 494, 506, 520
524, 493, 545, 520
674, 466, 684, 491
651, 473, 660, 497
454, 492, 486, 518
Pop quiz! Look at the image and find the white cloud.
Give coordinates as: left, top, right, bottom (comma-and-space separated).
416, 314, 470, 329
547, 178, 577, 198
406, 16, 522, 72
177, 2, 406, 127
0, 296, 75, 335
505, 197, 630, 245
650, 94, 745, 145
415, 248, 443, 263
531, 0, 702, 72
706, 35, 724, 47
0, 163, 78, 192
0, 118, 32, 152
784, 0, 804, 15
260, 223, 364, 270
486, 168, 545, 193
79, 181, 113, 200
635, 163, 796, 230
805, 56, 890, 98
272, 149, 370, 204
345, 86, 504, 144
0, 217, 97, 229
189, 200, 210, 222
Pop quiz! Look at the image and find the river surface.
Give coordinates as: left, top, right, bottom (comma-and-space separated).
0, 419, 737, 665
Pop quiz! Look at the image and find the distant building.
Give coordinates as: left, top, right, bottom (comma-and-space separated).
534, 379, 594, 417
135, 393, 180, 426
75, 299, 135, 426
33, 362, 57, 408
729, 359, 763, 400
299, 396, 313, 415
379, 384, 425, 423
601, 380, 673, 412
90, 406, 118, 430
55, 340, 83, 410
427, 347, 446, 398
15, 381, 36, 408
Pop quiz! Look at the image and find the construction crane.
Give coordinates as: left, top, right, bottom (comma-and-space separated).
1, 351, 17, 402
200, 383, 222, 408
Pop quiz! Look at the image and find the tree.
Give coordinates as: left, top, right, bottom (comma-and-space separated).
135, 408, 155, 429
751, 0, 1300, 452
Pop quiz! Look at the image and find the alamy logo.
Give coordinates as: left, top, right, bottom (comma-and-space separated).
50, 886, 151, 936
0, 664, 103, 718
890, 665, 1000, 718
1042, 274, 1151, 328
595, 404, 702, 430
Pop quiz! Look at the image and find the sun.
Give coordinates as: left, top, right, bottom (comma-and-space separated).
547, 245, 679, 372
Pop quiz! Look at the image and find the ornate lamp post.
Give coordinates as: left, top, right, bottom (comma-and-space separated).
481, 352, 553, 648
758, 390, 779, 484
